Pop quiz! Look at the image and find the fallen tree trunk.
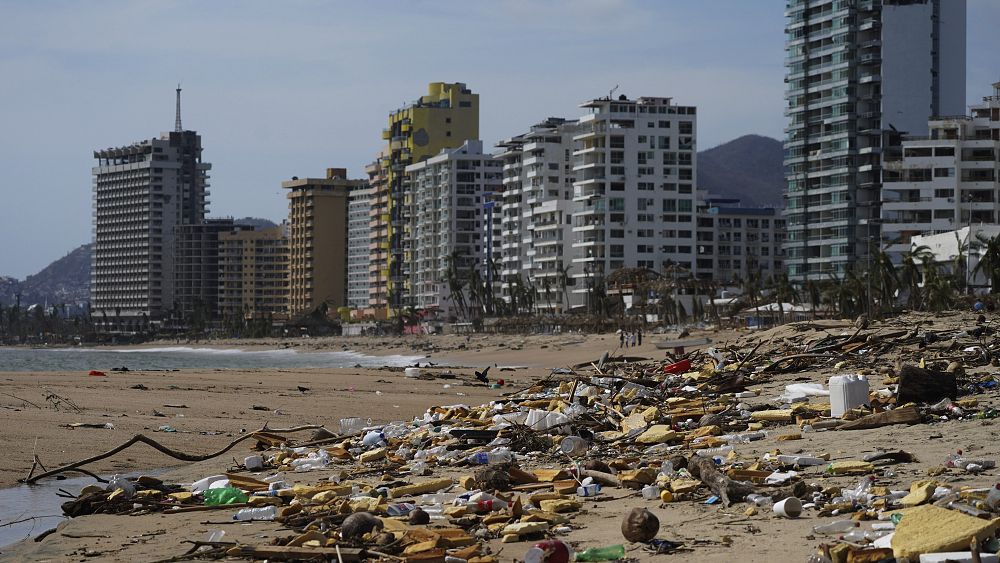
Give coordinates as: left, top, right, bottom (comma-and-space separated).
685, 455, 809, 507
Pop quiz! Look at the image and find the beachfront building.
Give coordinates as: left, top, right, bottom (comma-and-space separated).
404, 140, 501, 318
494, 118, 583, 313
882, 82, 1000, 261
570, 95, 699, 312
283, 168, 364, 318
782, 0, 966, 282
347, 185, 374, 312
217, 225, 289, 321
174, 218, 234, 323
90, 89, 212, 329
367, 82, 479, 316
695, 199, 787, 285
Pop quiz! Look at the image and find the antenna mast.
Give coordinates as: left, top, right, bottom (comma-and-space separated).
174, 84, 183, 132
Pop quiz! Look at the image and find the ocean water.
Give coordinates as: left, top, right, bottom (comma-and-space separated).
0, 346, 425, 372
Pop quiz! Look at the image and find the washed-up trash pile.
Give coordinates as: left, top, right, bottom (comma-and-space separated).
30, 312, 1000, 561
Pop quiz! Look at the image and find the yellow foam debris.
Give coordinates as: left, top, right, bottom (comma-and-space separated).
635, 425, 681, 444
898, 481, 937, 508
890, 504, 1000, 559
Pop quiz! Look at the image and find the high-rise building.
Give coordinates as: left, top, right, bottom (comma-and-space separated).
174, 218, 234, 321
882, 81, 1000, 260
283, 168, 364, 317
368, 82, 479, 315
695, 199, 787, 284
782, 0, 966, 282
494, 118, 583, 313
217, 225, 289, 321
91, 89, 211, 328
570, 95, 699, 310
347, 185, 374, 311
405, 140, 501, 317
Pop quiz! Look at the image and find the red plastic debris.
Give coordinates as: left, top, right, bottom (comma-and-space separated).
88, 370, 107, 376
662, 359, 691, 374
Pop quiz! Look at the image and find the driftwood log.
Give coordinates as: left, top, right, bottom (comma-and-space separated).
838, 405, 922, 431
684, 455, 810, 507
23, 424, 325, 484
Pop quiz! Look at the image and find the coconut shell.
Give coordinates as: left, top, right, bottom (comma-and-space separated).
408, 508, 430, 525
621, 507, 659, 543
341, 512, 384, 539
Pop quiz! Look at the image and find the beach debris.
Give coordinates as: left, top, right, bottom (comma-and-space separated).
27, 311, 1000, 562
621, 507, 659, 543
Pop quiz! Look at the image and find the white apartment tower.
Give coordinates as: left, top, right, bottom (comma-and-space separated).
495, 118, 582, 313
882, 82, 1000, 260
404, 140, 502, 317
347, 186, 373, 310
91, 90, 211, 326
782, 0, 966, 281
571, 95, 698, 308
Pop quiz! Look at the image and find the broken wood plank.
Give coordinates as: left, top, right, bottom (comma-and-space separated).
838, 405, 922, 431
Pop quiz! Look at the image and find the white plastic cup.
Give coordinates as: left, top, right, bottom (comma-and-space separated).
772, 496, 802, 518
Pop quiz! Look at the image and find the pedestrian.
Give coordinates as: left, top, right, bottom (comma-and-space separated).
629, 332, 636, 348
619, 330, 625, 349
638, 329, 643, 347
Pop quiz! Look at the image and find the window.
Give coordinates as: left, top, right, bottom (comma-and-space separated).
637, 244, 654, 253
445, 117, 452, 123
446, 131, 452, 137
934, 188, 954, 198
611, 229, 624, 238
637, 214, 654, 222
662, 199, 677, 212
459, 101, 472, 107
637, 229, 654, 237
934, 167, 955, 178
638, 182, 654, 191
658, 121, 670, 128
679, 121, 693, 135
638, 198, 654, 211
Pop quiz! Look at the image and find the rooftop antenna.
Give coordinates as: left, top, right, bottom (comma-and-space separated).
609, 84, 619, 99
174, 84, 183, 132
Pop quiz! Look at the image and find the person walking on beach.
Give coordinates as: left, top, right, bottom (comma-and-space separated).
619, 330, 625, 349
638, 329, 643, 347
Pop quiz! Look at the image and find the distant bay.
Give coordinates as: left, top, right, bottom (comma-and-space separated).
0, 346, 424, 372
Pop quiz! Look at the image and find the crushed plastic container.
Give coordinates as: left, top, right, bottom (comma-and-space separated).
829, 374, 870, 417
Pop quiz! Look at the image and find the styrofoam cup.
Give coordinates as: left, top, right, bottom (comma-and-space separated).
772, 496, 802, 518
405, 367, 421, 378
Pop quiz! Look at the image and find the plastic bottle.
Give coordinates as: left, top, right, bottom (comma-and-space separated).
745, 494, 773, 508
812, 520, 859, 535
574, 544, 626, 561
232, 506, 277, 521
641, 485, 659, 500
986, 484, 1000, 510
774, 454, 827, 466
419, 493, 458, 505
204, 487, 249, 506
694, 445, 734, 457
843, 476, 875, 503
841, 529, 891, 542
362, 430, 386, 448
386, 502, 416, 516
467, 451, 513, 465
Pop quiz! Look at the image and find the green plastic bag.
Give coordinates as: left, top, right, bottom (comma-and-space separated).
203, 487, 248, 506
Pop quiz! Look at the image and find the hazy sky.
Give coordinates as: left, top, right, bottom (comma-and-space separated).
1, 1, 997, 279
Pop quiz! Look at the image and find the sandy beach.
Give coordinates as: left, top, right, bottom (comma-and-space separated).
2, 321, 999, 562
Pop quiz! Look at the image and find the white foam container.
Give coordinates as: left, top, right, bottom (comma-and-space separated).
829, 374, 870, 417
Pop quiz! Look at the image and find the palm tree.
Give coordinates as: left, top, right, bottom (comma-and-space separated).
443, 251, 468, 321
899, 244, 932, 310
972, 234, 1000, 294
